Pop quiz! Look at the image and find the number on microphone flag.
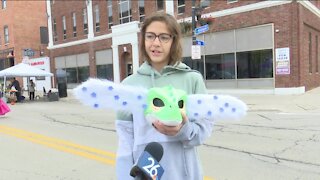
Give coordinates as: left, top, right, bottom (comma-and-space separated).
138, 152, 164, 179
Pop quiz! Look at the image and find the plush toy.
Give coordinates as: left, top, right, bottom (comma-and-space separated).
144, 86, 187, 126
73, 78, 247, 126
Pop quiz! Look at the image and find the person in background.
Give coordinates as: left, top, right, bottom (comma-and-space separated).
10, 77, 21, 102
28, 79, 35, 101
115, 12, 212, 180
0, 96, 10, 115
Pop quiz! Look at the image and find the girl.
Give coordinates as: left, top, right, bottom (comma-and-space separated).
116, 12, 213, 180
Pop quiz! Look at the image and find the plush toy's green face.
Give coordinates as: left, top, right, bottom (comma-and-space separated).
144, 86, 187, 126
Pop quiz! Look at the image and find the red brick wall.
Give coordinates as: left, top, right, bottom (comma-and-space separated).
198, 1, 320, 90
299, 4, 320, 91
49, 37, 112, 87
51, 1, 87, 44
0, 1, 14, 46
49, 0, 320, 91
0, 1, 47, 64
12, 1, 47, 59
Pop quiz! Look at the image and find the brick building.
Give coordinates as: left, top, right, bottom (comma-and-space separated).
47, 0, 320, 94
0, 0, 48, 71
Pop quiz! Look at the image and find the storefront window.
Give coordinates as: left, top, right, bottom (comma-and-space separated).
65, 66, 89, 83
237, 49, 273, 79
205, 53, 235, 79
97, 64, 113, 80
183, 56, 205, 77
66, 68, 77, 83
78, 66, 89, 82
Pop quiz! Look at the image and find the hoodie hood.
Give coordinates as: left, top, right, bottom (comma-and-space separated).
136, 61, 196, 87
137, 61, 193, 76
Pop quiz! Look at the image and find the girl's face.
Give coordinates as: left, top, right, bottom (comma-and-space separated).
145, 21, 173, 72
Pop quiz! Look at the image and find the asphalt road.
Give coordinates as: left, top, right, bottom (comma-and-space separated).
0, 88, 319, 180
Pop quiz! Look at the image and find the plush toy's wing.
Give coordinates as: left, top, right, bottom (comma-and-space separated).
73, 78, 148, 113
187, 94, 247, 121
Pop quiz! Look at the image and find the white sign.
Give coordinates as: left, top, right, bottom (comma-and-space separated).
275, 47, 290, 75
191, 45, 201, 59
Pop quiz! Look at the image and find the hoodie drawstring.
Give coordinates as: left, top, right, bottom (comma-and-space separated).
151, 70, 156, 87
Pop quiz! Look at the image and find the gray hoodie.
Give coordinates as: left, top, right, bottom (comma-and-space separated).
116, 62, 214, 180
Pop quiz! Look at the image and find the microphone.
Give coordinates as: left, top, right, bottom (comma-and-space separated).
130, 142, 164, 180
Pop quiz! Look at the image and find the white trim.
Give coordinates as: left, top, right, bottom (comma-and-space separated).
132, 42, 139, 75
166, 0, 174, 16
177, 0, 292, 23
227, 0, 238, 4
46, 0, 53, 47
112, 45, 120, 83
207, 89, 275, 95
111, 21, 140, 83
87, 0, 94, 39
48, 33, 112, 49
48, 21, 140, 50
207, 86, 306, 95
298, 0, 320, 18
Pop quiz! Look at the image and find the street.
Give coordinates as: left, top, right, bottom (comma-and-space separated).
0, 88, 320, 180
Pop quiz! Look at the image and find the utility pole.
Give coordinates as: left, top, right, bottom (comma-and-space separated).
191, 0, 201, 60
191, 0, 196, 47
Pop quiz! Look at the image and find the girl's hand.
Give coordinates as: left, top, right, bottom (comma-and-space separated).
152, 110, 188, 136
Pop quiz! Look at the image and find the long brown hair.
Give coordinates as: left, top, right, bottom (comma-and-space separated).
140, 12, 182, 65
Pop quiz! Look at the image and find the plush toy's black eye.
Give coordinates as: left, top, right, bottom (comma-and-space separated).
153, 98, 164, 107
178, 100, 184, 108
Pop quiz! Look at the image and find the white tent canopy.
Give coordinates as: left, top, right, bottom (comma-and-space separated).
0, 63, 53, 93
0, 63, 53, 77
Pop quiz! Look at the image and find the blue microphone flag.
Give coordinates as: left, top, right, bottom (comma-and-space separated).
136, 151, 164, 180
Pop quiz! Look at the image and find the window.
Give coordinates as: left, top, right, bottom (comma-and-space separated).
4, 25, 9, 44
309, 32, 312, 73
157, 0, 164, 11
138, 0, 145, 22
107, 0, 113, 29
200, 0, 211, 9
62, 16, 67, 40
65, 67, 89, 84
94, 4, 100, 32
78, 66, 90, 82
53, 18, 58, 41
83, 8, 88, 34
40, 27, 49, 44
97, 64, 113, 80
2, 0, 6, 9
118, 0, 132, 24
178, 0, 185, 14
317, 35, 319, 73
184, 57, 205, 76
66, 68, 77, 83
237, 49, 273, 79
72, 12, 77, 37
206, 53, 236, 80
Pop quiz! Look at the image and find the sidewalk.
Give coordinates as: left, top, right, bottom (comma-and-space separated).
238, 87, 320, 113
